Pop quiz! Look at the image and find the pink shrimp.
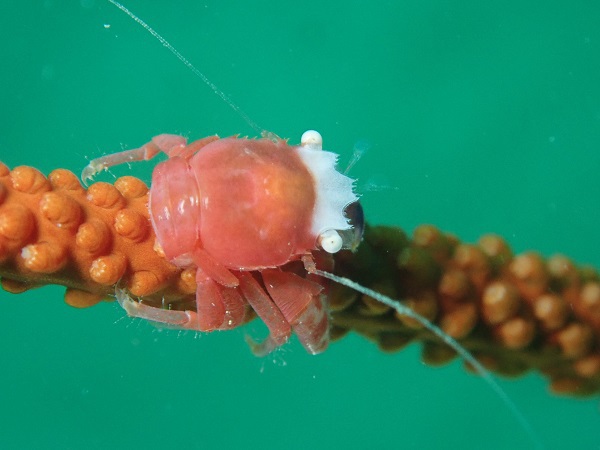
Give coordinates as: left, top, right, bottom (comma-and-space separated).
78, 4, 542, 445
82, 130, 360, 355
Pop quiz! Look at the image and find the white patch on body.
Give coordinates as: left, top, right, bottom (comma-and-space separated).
295, 146, 358, 237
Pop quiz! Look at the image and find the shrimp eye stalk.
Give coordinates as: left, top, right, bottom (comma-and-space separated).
318, 229, 343, 253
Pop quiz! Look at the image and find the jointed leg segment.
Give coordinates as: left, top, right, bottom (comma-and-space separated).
81, 134, 217, 183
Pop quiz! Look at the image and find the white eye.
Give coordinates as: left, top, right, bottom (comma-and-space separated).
301, 130, 323, 150
318, 229, 343, 253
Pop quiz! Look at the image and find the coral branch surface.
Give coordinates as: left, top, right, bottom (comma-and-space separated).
1, 163, 598, 395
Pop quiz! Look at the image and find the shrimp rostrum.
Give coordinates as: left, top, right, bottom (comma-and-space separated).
82, 130, 361, 356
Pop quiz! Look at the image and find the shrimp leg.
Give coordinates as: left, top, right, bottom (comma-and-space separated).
81, 134, 217, 182
115, 266, 248, 331
237, 272, 292, 356
261, 269, 328, 354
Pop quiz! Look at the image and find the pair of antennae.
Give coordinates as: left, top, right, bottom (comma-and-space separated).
103, 2, 542, 447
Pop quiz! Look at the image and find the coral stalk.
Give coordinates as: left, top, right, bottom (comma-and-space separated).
0, 163, 598, 395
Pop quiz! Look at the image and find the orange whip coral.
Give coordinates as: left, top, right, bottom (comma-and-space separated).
0, 162, 599, 396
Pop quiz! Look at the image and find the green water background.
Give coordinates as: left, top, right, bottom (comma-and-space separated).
1, 1, 599, 448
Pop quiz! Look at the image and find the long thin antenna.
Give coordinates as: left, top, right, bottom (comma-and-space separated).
314, 269, 544, 450
106, 0, 264, 135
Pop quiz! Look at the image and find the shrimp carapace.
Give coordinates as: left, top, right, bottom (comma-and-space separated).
83, 130, 361, 355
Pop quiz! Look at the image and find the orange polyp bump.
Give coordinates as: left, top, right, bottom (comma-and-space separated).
482, 281, 521, 325
114, 209, 148, 242
453, 244, 490, 291
0, 163, 9, 176
64, 288, 105, 308
0, 183, 6, 204
422, 342, 458, 366
76, 219, 111, 255
396, 291, 438, 329
548, 255, 582, 305
412, 225, 453, 263
509, 252, 549, 301
495, 317, 535, 349
10, 166, 50, 194
21, 241, 67, 273
580, 282, 600, 316
550, 377, 585, 395
0, 205, 35, 244
90, 253, 127, 285
86, 182, 125, 209
573, 354, 600, 378
0, 278, 31, 293
555, 322, 593, 358
114, 176, 148, 198
478, 234, 512, 262
532, 293, 568, 331
128, 270, 161, 297
413, 224, 442, 246
48, 169, 84, 191
359, 283, 393, 315
547, 254, 577, 279
438, 269, 470, 300
40, 192, 83, 230
177, 268, 197, 294
440, 302, 478, 339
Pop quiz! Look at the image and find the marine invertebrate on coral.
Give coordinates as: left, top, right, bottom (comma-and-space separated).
0, 161, 598, 396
